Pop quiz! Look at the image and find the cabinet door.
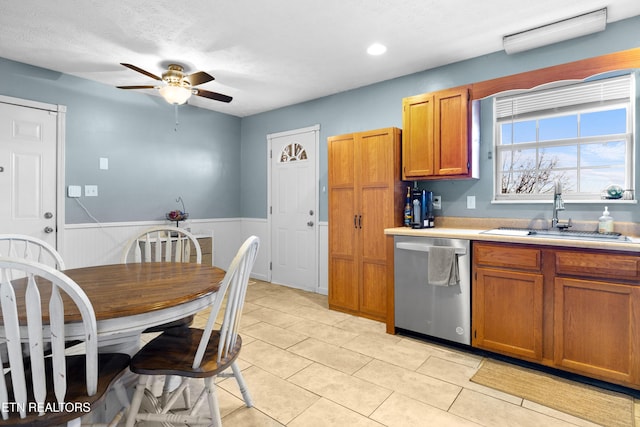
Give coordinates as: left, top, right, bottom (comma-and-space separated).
357, 129, 395, 317
328, 134, 359, 312
473, 267, 544, 360
402, 93, 434, 179
434, 87, 469, 176
554, 277, 640, 385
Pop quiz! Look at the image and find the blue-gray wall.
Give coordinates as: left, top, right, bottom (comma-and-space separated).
0, 58, 241, 224
241, 15, 640, 223
1, 15, 639, 225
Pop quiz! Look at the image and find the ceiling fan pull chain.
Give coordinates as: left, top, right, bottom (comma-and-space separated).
174, 104, 180, 131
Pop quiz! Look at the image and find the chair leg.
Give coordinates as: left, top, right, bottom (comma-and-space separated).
182, 381, 192, 409
204, 377, 222, 427
162, 374, 191, 409
125, 375, 148, 427
231, 361, 253, 407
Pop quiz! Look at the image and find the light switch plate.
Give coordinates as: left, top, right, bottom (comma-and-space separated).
99, 157, 109, 170
467, 195, 476, 209
85, 185, 98, 197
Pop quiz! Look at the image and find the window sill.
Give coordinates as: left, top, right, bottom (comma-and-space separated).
491, 199, 637, 205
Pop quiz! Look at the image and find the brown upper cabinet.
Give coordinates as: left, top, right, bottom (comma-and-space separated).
402, 85, 475, 180
398, 47, 640, 182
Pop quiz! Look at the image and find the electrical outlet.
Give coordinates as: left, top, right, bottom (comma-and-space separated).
433, 195, 442, 210
85, 185, 98, 197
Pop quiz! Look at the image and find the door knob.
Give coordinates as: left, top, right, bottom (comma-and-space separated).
44, 227, 54, 233
307, 221, 314, 227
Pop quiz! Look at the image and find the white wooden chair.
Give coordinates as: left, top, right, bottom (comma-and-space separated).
120, 226, 202, 265
0, 257, 130, 426
0, 234, 68, 364
121, 226, 204, 408
0, 234, 65, 270
125, 236, 260, 427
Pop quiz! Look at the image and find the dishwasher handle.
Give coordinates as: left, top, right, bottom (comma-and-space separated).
396, 241, 467, 255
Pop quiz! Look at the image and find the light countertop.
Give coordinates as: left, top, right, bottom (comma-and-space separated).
385, 225, 640, 253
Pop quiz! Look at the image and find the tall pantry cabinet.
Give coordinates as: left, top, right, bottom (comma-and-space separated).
328, 127, 404, 322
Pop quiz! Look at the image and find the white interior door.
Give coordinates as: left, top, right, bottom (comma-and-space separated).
268, 126, 319, 291
0, 101, 58, 247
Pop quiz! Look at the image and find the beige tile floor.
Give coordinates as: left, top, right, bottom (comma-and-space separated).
139, 280, 639, 427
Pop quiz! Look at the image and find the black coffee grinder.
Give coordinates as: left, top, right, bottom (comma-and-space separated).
410, 189, 434, 229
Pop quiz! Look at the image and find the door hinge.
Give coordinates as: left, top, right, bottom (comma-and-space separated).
270, 149, 272, 159
474, 330, 477, 339
269, 262, 272, 270
270, 206, 272, 214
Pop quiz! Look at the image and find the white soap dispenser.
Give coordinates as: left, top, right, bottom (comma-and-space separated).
598, 206, 614, 234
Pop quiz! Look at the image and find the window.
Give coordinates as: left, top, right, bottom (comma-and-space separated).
279, 142, 307, 162
494, 73, 635, 201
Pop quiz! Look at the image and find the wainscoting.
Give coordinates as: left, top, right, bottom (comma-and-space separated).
61, 218, 328, 294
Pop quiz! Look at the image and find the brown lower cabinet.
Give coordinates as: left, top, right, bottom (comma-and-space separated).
473, 241, 640, 389
474, 267, 543, 360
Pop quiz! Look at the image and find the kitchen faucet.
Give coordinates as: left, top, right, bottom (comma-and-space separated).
551, 180, 572, 230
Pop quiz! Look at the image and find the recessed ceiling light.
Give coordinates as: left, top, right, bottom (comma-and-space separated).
367, 43, 387, 56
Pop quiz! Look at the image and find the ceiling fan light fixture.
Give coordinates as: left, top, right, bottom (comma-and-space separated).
118, 63, 230, 104
159, 85, 192, 105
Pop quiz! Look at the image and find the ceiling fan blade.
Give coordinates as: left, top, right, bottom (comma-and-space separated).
120, 63, 162, 81
116, 85, 157, 90
194, 88, 233, 103
187, 71, 215, 86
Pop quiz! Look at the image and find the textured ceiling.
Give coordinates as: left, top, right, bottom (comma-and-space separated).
1, 1, 639, 117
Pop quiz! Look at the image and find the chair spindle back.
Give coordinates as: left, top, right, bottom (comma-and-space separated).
0, 234, 65, 271
193, 236, 259, 368
121, 226, 202, 264
0, 257, 97, 421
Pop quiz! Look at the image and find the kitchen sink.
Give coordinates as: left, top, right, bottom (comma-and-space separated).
482, 227, 631, 242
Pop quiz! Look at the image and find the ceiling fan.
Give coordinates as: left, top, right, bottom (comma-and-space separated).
117, 63, 232, 105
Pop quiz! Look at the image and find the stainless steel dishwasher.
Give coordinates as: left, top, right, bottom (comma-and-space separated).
394, 235, 471, 345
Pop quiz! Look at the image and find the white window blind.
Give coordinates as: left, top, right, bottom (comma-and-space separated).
495, 74, 631, 119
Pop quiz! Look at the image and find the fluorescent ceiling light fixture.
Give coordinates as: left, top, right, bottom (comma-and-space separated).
503, 8, 607, 54
158, 85, 192, 105
367, 43, 387, 56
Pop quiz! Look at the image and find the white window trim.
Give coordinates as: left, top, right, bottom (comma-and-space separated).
492, 73, 637, 203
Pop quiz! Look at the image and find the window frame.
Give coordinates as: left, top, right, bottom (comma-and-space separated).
492, 73, 636, 203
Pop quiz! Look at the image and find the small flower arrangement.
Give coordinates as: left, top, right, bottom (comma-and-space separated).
166, 210, 189, 221
166, 196, 189, 225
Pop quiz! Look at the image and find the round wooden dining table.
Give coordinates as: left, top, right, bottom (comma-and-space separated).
12, 262, 225, 355
69, 262, 224, 353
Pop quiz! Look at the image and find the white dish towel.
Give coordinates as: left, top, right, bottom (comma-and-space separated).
427, 246, 459, 286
